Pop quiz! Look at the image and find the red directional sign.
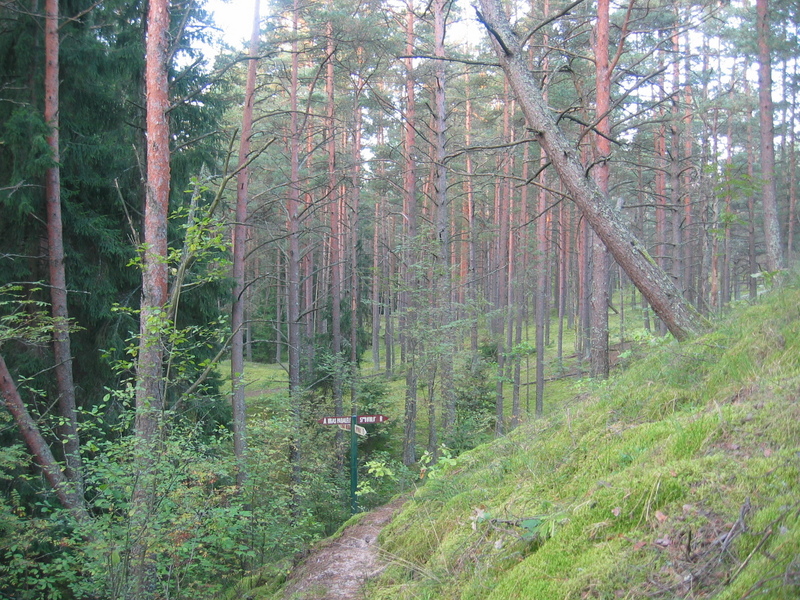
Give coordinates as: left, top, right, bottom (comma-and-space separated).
317, 414, 389, 425
356, 414, 389, 424
318, 416, 352, 425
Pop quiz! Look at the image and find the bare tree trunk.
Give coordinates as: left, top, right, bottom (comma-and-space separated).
372, 198, 381, 371
535, 148, 547, 417
372, 121, 387, 372
325, 14, 344, 420
789, 61, 797, 262
131, 0, 171, 590
426, 366, 437, 455
275, 252, 283, 364
432, 0, 456, 438
590, 0, 610, 378
403, 361, 417, 465
709, 106, 720, 311
230, 0, 259, 488
722, 109, 734, 306
464, 80, 478, 353
670, 25, 683, 292
682, 36, 696, 304
44, 0, 83, 500
556, 201, 568, 366
476, 0, 704, 340
384, 249, 394, 374
756, 0, 784, 272
401, 1, 419, 465
349, 56, 364, 410
746, 88, 759, 300
578, 213, 590, 357
287, 0, 303, 489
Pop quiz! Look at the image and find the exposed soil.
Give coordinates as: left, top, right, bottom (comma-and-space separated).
277, 498, 405, 600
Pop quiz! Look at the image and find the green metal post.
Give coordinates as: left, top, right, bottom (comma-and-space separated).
350, 414, 358, 514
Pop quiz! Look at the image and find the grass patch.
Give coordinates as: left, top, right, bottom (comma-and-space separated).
364, 274, 800, 599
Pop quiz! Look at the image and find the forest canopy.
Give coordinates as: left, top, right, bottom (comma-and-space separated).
0, 0, 798, 597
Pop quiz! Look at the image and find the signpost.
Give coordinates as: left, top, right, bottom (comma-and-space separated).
318, 414, 389, 514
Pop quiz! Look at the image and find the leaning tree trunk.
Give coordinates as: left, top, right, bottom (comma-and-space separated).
475, 0, 704, 340
1, 355, 89, 522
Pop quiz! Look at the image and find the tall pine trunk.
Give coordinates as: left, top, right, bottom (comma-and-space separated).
44, 0, 84, 503
131, 0, 171, 591
756, 0, 784, 272
432, 0, 455, 439
590, 0, 611, 378
286, 0, 303, 494
230, 0, 260, 488
401, 1, 419, 465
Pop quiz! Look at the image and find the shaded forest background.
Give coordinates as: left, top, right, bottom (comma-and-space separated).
1, 0, 799, 597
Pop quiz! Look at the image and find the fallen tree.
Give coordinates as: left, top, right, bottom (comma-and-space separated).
475, 0, 706, 341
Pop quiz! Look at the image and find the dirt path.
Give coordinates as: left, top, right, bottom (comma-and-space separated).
277, 499, 405, 600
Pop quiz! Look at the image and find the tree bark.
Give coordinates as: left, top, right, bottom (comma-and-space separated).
44, 0, 84, 498
535, 148, 547, 417
230, 0, 259, 488
401, 1, 419, 465
432, 0, 456, 439
756, 0, 785, 272
325, 17, 344, 420
464, 79, 479, 353
590, 0, 610, 378
476, 0, 704, 341
789, 62, 797, 261
372, 195, 381, 371
137, 0, 170, 443
682, 36, 696, 304
287, 0, 303, 490
131, 0, 171, 591
349, 57, 363, 410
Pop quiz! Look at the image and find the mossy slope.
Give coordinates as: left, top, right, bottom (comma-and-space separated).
368, 279, 800, 599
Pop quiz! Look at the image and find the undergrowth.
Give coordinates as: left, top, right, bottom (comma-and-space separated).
360, 275, 800, 599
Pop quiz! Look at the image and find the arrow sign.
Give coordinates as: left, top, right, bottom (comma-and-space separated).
339, 423, 367, 436
318, 416, 352, 425
356, 414, 389, 424
318, 414, 389, 425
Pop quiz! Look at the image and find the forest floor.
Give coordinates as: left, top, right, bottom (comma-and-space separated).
276, 497, 406, 600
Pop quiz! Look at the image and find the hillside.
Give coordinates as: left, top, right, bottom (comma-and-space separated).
255, 275, 800, 600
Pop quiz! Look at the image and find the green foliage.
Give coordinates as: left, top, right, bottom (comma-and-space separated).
0, 284, 58, 347
418, 444, 457, 480
446, 352, 495, 453
357, 453, 405, 501
0, 409, 326, 600
0, 107, 53, 213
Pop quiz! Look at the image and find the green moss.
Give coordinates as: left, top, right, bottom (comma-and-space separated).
365, 276, 800, 599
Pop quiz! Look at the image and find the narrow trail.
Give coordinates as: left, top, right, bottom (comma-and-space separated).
277, 498, 405, 600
